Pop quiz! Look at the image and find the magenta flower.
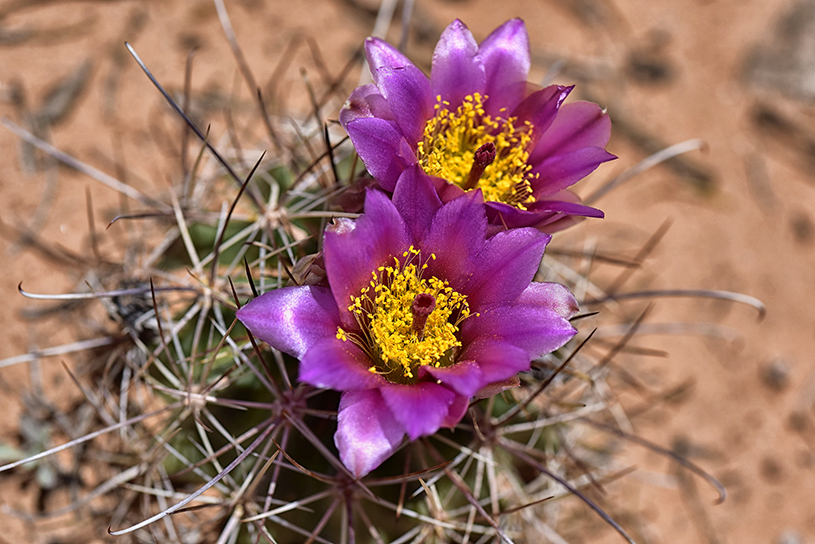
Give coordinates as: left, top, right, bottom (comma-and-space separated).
340, 18, 614, 232
237, 169, 579, 477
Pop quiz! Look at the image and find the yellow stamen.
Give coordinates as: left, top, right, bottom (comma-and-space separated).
416, 93, 537, 209
337, 247, 470, 384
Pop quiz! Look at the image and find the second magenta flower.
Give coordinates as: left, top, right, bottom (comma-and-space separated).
341, 18, 615, 232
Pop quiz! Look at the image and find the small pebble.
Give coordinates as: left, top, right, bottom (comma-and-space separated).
791, 211, 814, 245
760, 456, 784, 483
788, 411, 810, 433
762, 359, 791, 391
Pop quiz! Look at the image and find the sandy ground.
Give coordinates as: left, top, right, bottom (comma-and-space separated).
1, 0, 814, 542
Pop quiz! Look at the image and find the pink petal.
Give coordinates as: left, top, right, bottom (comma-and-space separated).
517, 282, 580, 320
511, 85, 572, 148
442, 393, 470, 428
484, 199, 602, 231
365, 36, 415, 74
475, 375, 521, 399
379, 382, 456, 441
530, 101, 612, 163
421, 188, 486, 291
324, 189, 411, 330
342, 117, 415, 189
463, 227, 550, 308
335, 389, 405, 477
392, 165, 442, 243
299, 337, 384, 390
483, 201, 547, 230
431, 19, 486, 109
528, 199, 604, 219
424, 361, 485, 397
428, 174, 467, 203
375, 65, 433, 144
462, 303, 577, 359
459, 338, 531, 383
479, 19, 530, 115
531, 147, 616, 198
529, 193, 606, 232
339, 84, 395, 125
237, 285, 339, 359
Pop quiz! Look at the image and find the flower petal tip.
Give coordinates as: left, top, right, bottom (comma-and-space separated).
336, 390, 405, 477
365, 36, 413, 72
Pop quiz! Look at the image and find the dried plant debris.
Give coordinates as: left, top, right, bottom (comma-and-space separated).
0, 13, 97, 46
625, 30, 675, 86
605, 109, 715, 193
743, 0, 815, 101
10, 58, 93, 176
751, 102, 815, 174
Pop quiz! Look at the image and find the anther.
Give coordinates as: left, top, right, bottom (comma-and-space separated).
462, 142, 497, 190
411, 293, 436, 341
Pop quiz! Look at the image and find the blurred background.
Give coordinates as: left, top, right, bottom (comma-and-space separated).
0, 0, 814, 542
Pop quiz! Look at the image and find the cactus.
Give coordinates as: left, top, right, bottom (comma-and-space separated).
0, 4, 763, 543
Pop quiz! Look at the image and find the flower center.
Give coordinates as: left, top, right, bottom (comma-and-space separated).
416, 93, 537, 209
336, 247, 471, 384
